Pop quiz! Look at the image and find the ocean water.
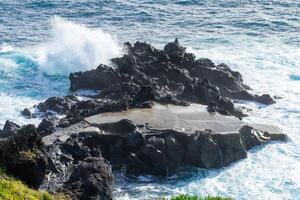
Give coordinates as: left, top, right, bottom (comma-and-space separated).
0, 1, 299, 199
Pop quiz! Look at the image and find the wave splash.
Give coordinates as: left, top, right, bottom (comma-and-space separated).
37, 16, 123, 75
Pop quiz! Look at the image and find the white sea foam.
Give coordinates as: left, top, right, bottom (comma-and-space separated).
0, 43, 14, 53
0, 92, 40, 129
37, 16, 123, 75
0, 57, 18, 70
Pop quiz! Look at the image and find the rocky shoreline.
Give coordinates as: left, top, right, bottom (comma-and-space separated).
0, 40, 287, 200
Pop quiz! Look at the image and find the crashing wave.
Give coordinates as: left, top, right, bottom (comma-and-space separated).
36, 16, 123, 75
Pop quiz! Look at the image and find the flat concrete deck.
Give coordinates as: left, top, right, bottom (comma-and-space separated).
43, 103, 285, 145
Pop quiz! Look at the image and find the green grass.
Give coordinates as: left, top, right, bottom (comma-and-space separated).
0, 166, 54, 200
163, 194, 233, 200
0, 177, 53, 200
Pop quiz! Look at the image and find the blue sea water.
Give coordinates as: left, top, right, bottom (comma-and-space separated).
0, 1, 299, 199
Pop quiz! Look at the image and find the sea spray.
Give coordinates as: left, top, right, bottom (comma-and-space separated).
37, 16, 123, 75
0, 17, 123, 128
0, 92, 40, 128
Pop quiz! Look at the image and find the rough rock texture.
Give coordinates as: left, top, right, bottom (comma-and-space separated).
58, 157, 114, 200
239, 125, 270, 150
37, 95, 79, 114
33, 40, 277, 131
0, 124, 46, 188
40, 118, 286, 178
21, 108, 34, 118
67, 39, 274, 118
0, 120, 21, 138
0, 123, 114, 199
38, 130, 114, 200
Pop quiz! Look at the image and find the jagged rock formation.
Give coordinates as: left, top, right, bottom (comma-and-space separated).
30, 40, 276, 130
0, 123, 114, 200
1, 40, 283, 199
68, 39, 274, 117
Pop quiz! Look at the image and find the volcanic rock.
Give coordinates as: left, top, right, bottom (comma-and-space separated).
0, 124, 46, 188
66, 40, 275, 120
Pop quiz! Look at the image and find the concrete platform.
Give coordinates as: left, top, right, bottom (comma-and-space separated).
85, 104, 283, 135
43, 103, 286, 145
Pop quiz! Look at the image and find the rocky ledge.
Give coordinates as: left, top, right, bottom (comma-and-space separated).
0, 40, 287, 200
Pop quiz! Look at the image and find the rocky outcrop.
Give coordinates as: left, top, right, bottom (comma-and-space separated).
1, 109, 287, 200
37, 95, 79, 114
0, 123, 114, 200
67, 39, 274, 118
0, 124, 46, 188
40, 117, 286, 178
7, 39, 283, 199
64, 157, 113, 200
27, 40, 279, 136
0, 114, 287, 199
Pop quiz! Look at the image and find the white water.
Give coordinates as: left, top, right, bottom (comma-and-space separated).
36, 16, 123, 75
0, 93, 40, 127
0, 17, 124, 128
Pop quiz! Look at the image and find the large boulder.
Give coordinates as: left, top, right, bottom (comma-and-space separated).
62, 157, 114, 200
37, 96, 79, 114
239, 125, 270, 150
69, 64, 121, 91
21, 108, 34, 118
165, 135, 185, 163
0, 120, 20, 138
211, 132, 247, 166
185, 131, 223, 168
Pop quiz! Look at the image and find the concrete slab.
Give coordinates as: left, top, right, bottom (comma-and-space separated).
43, 103, 286, 146
85, 104, 245, 134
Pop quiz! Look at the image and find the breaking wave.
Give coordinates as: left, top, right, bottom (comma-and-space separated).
36, 16, 123, 75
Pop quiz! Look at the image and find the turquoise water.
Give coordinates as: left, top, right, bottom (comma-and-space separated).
0, 1, 299, 199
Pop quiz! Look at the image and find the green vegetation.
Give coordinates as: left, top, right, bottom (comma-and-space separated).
19, 149, 37, 160
0, 177, 53, 200
163, 194, 233, 200
0, 166, 53, 200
